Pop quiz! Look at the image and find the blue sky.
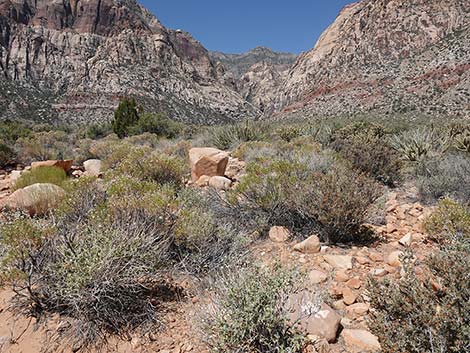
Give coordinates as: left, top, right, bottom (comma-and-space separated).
140, 1, 353, 54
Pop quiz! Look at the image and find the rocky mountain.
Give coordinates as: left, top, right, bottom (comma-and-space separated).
210, 47, 297, 113
209, 46, 296, 79
274, 0, 470, 119
0, 0, 258, 124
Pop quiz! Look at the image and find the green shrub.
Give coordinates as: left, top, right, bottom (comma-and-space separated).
0, 120, 31, 144
368, 240, 470, 353
416, 153, 470, 204
112, 98, 140, 138
209, 121, 268, 150
129, 113, 183, 139
333, 136, 402, 187
85, 122, 112, 140
230, 155, 380, 243
389, 127, 450, 161
13, 166, 67, 191
15, 131, 73, 163
424, 198, 470, 244
203, 265, 305, 353
0, 142, 15, 167
114, 147, 187, 187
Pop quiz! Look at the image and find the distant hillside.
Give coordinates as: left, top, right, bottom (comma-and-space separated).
210, 47, 297, 79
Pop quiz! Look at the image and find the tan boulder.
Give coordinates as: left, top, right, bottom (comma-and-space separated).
269, 226, 291, 243
342, 287, 357, 305
31, 160, 74, 173
209, 176, 232, 191
189, 148, 229, 181
399, 233, 413, 246
83, 159, 102, 177
195, 175, 211, 187
1, 183, 66, 216
342, 329, 381, 352
293, 234, 321, 254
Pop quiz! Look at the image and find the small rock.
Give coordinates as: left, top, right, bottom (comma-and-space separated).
346, 277, 362, 289
355, 256, 370, 265
399, 233, 413, 246
368, 252, 383, 262
208, 176, 232, 191
342, 287, 357, 305
294, 234, 321, 254
195, 175, 211, 187
309, 269, 328, 284
335, 269, 350, 282
324, 255, 353, 270
269, 226, 291, 243
342, 329, 381, 352
386, 251, 403, 267
346, 302, 370, 316
224, 157, 246, 180
370, 268, 388, 277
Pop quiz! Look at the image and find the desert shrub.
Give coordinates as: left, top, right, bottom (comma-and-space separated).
230, 154, 380, 243
333, 135, 402, 187
114, 147, 187, 187
332, 121, 387, 142
203, 265, 305, 353
209, 121, 268, 150
84, 122, 113, 140
13, 166, 67, 191
0, 141, 15, 167
389, 127, 450, 161
416, 153, 470, 204
112, 98, 140, 138
424, 198, 470, 244
368, 238, 470, 353
129, 112, 183, 139
0, 120, 31, 143
15, 130, 74, 163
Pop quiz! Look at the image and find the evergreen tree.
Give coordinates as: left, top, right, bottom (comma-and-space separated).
112, 98, 139, 138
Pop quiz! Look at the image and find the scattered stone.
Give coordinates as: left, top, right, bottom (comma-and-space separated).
346, 277, 362, 289
1, 183, 66, 216
83, 159, 102, 177
324, 255, 353, 270
195, 175, 211, 187
308, 270, 328, 284
287, 297, 341, 343
342, 287, 357, 305
355, 256, 369, 265
293, 234, 321, 254
368, 252, 383, 262
346, 303, 370, 316
399, 233, 413, 246
10, 170, 22, 181
342, 329, 381, 352
224, 157, 246, 180
189, 148, 229, 181
208, 176, 232, 191
31, 160, 74, 173
335, 269, 350, 282
370, 268, 387, 277
386, 251, 403, 267
269, 226, 291, 243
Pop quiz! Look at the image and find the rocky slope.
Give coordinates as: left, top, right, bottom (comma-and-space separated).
274, 0, 470, 119
0, 0, 258, 124
210, 47, 297, 113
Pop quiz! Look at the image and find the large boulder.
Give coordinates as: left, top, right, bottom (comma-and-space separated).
189, 148, 229, 182
341, 329, 381, 352
209, 176, 232, 191
293, 234, 321, 254
31, 160, 74, 173
83, 159, 103, 177
1, 183, 66, 216
286, 291, 341, 343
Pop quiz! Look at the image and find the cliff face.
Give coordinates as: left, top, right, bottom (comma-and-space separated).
275, 0, 470, 118
0, 0, 258, 124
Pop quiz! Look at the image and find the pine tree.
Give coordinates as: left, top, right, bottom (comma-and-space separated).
112, 98, 139, 138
